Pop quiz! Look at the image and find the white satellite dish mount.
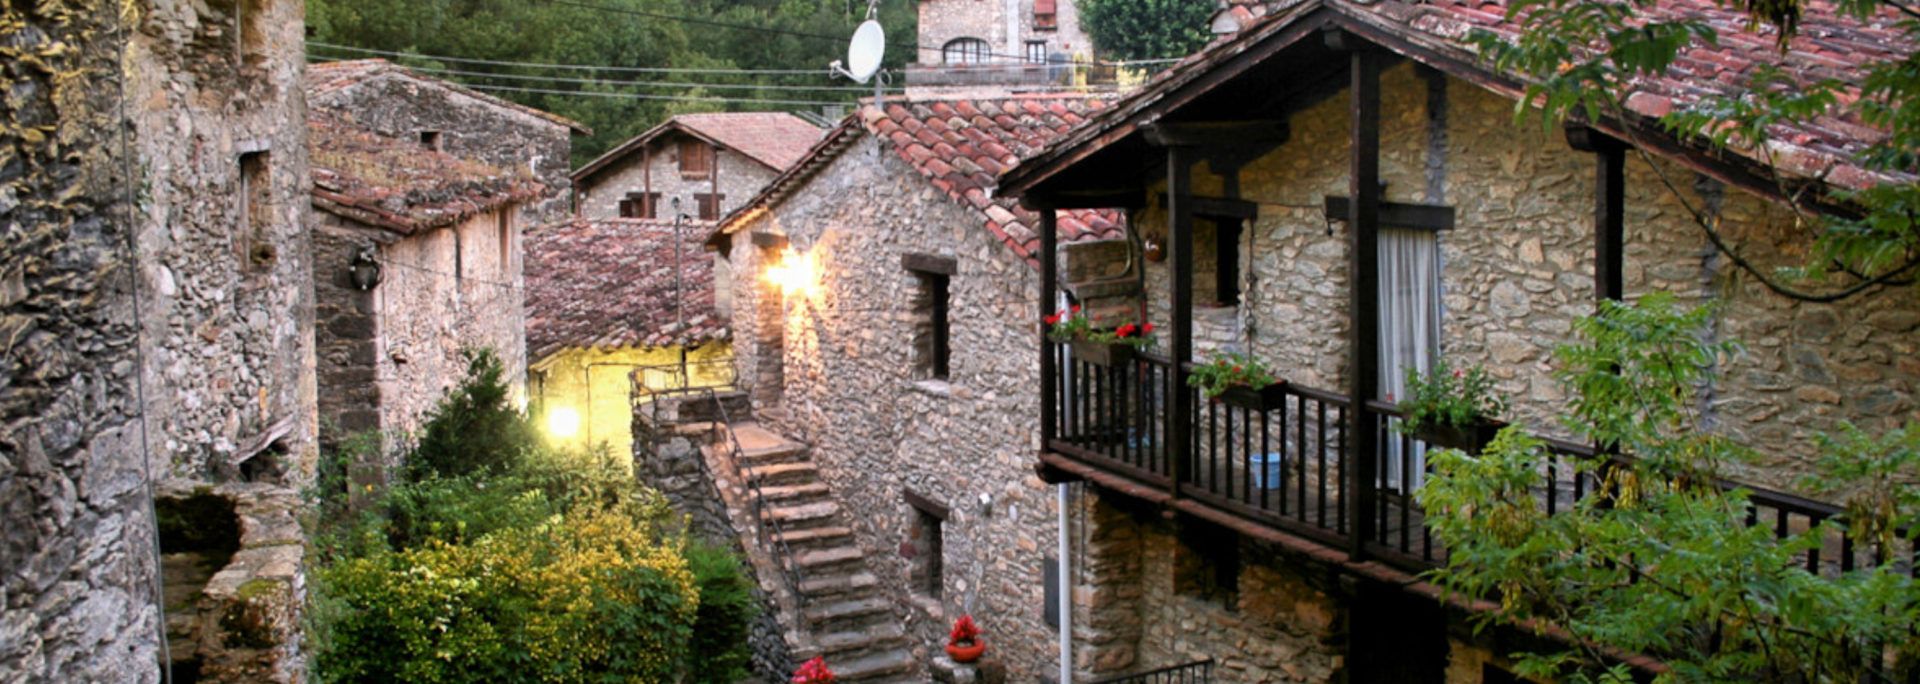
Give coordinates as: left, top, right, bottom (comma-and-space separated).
828, 4, 886, 103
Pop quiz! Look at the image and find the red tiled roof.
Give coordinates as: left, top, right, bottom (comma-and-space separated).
714, 94, 1128, 268
524, 218, 725, 359
309, 109, 545, 235
571, 112, 825, 184
307, 59, 591, 134
1006, 0, 1914, 198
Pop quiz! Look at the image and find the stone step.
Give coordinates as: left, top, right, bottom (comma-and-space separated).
764, 501, 841, 528
797, 570, 877, 598
804, 596, 894, 629
816, 622, 906, 658
775, 525, 853, 548
738, 441, 810, 466
741, 462, 818, 487
757, 482, 832, 503
830, 649, 917, 682
794, 545, 864, 571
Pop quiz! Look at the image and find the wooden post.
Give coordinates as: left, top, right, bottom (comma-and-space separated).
1168, 146, 1195, 506
1345, 47, 1383, 561
1039, 207, 1060, 451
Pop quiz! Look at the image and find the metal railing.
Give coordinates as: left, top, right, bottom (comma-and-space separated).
703, 386, 807, 602
1089, 659, 1214, 684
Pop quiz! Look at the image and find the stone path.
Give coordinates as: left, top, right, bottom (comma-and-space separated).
713, 423, 921, 683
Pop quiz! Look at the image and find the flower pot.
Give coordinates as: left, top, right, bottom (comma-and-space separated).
946, 639, 986, 663
1069, 339, 1134, 367
1218, 381, 1288, 411
1414, 419, 1507, 453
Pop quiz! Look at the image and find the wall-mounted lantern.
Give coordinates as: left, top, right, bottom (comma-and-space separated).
764, 246, 818, 298
349, 245, 382, 291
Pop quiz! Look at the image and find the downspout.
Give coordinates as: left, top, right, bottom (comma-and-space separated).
1058, 483, 1073, 684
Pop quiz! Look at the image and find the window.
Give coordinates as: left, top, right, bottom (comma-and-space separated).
238, 150, 273, 270
619, 192, 661, 219
678, 139, 712, 178
1175, 519, 1239, 606
497, 212, 512, 275
1212, 217, 1243, 306
904, 491, 948, 599
419, 130, 442, 150
904, 254, 956, 381
1026, 40, 1048, 64
694, 193, 725, 221
618, 198, 637, 218
1033, 0, 1058, 30
942, 38, 990, 65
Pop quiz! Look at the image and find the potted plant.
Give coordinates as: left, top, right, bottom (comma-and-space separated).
791, 656, 836, 684
1188, 351, 1286, 411
1045, 305, 1154, 366
945, 614, 986, 663
1396, 360, 1510, 453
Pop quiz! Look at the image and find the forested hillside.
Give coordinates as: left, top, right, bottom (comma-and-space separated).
309, 0, 917, 164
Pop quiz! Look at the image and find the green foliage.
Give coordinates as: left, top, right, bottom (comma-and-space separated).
1397, 360, 1508, 434
1186, 351, 1278, 399
1044, 305, 1155, 349
1421, 295, 1920, 682
308, 0, 918, 165
1469, 0, 1920, 301
684, 541, 758, 684
1080, 0, 1213, 62
408, 348, 540, 482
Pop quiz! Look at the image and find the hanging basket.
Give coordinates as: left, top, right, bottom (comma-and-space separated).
1217, 382, 1288, 412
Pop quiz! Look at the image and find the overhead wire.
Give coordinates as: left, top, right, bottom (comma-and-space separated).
456, 83, 850, 107
309, 42, 832, 75
304, 57, 887, 94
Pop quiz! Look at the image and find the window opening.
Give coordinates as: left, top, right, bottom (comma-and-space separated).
1026, 40, 1049, 64
497, 212, 512, 275
905, 491, 948, 599
1175, 519, 1239, 606
1379, 228, 1442, 489
679, 139, 712, 178
942, 38, 990, 65
1034, 0, 1058, 30
908, 265, 952, 381
695, 193, 725, 221
419, 130, 442, 150
238, 151, 274, 270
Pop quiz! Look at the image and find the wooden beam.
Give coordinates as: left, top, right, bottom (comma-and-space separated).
1020, 189, 1146, 210
1324, 196, 1454, 231
1039, 209, 1060, 450
1167, 146, 1195, 505
750, 232, 789, 250
1154, 193, 1259, 220
1345, 48, 1383, 562
901, 253, 958, 276
1142, 120, 1290, 148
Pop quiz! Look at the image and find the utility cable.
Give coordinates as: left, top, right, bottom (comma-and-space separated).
308, 42, 833, 75
456, 83, 850, 107
305, 58, 887, 93
543, 0, 1055, 64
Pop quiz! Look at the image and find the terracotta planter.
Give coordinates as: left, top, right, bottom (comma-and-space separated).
1069, 339, 1135, 367
1414, 419, 1507, 453
1217, 382, 1288, 412
946, 639, 986, 663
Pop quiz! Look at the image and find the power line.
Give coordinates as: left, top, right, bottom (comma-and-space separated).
458, 83, 849, 107
309, 42, 831, 76
307, 57, 885, 94
541, 0, 1044, 64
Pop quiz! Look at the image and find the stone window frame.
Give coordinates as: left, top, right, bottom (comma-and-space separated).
903, 489, 949, 603
903, 253, 956, 383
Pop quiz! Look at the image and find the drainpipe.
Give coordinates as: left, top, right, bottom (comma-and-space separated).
1058, 483, 1073, 684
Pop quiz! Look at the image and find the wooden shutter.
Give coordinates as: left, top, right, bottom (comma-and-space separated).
678, 140, 712, 178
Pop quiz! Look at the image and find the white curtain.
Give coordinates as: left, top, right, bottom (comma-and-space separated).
1378, 228, 1442, 490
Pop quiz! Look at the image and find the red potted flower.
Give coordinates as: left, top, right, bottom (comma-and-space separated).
945, 614, 986, 663
1044, 305, 1155, 366
791, 656, 836, 684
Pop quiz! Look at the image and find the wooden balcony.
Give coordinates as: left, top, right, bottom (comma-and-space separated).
1039, 340, 1912, 577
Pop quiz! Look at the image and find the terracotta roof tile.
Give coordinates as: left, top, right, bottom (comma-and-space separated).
572, 112, 824, 184
523, 218, 725, 359
308, 109, 544, 235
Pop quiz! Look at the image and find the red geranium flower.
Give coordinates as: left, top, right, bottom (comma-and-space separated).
1044, 312, 1061, 326
1142, 323, 1155, 334
792, 656, 836, 684
1116, 323, 1137, 337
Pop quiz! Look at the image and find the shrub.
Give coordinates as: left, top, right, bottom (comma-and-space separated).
1080, 0, 1213, 62
313, 505, 698, 683
683, 541, 757, 684
407, 348, 540, 481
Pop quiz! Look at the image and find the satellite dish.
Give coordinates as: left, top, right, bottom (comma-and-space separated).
845, 20, 885, 84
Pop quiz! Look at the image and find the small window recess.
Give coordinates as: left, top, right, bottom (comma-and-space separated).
238, 149, 275, 272
497, 212, 512, 275
904, 490, 949, 601
419, 130, 442, 150
1175, 519, 1240, 608
904, 254, 956, 382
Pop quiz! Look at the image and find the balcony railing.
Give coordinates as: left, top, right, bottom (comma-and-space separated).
1089, 659, 1214, 684
1043, 340, 1915, 577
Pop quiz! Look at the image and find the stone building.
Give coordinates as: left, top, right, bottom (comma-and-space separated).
307, 58, 589, 225
708, 94, 1128, 680
572, 113, 823, 223
309, 106, 546, 452
525, 217, 731, 456
918, 0, 1092, 67
994, 1, 1920, 681
3, 0, 315, 680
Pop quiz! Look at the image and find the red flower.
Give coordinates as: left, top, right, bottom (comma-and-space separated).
949, 615, 982, 645
1071, 304, 1082, 313
1116, 323, 1137, 337
1142, 323, 1155, 334
1452, 368, 1464, 379
792, 656, 836, 684
1044, 313, 1061, 326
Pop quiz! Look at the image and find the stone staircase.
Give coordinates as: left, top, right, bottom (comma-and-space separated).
715, 423, 921, 683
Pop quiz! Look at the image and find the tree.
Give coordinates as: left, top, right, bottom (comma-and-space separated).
1475, 0, 1920, 302
1421, 293, 1920, 682
1080, 0, 1213, 62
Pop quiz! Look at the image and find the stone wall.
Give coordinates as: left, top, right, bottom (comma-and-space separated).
529, 341, 734, 456
725, 134, 1073, 678
313, 221, 383, 445
357, 207, 527, 442
308, 76, 574, 225
576, 136, 777, 221
1133, 63, 1920, 493
918, 0, 1094, 64
1, 3, 158, 680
